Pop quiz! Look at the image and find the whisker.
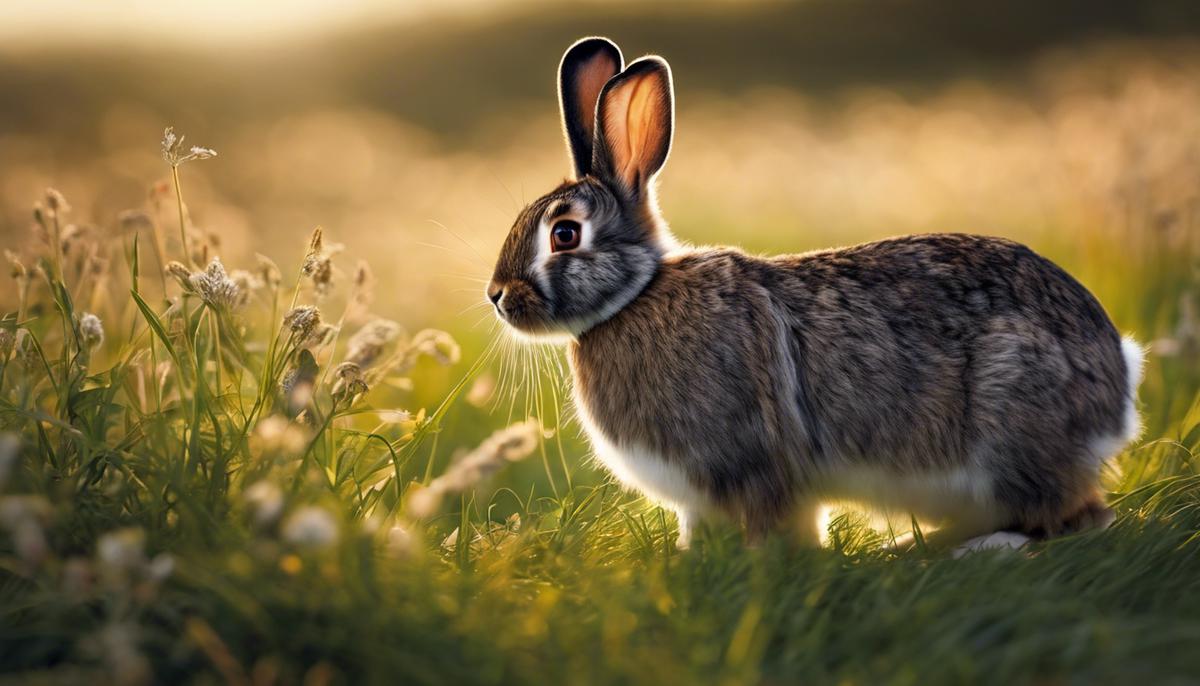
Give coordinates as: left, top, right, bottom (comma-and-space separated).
427, 219, 490, 267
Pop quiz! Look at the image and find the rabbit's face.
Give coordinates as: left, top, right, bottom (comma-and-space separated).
488, 37, 676, 340
489, 177, 667, 339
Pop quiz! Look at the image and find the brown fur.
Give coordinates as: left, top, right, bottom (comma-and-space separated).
488, 37, 1140, 548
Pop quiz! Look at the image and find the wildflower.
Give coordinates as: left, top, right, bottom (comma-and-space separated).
251, 416, 309, 457
282, 506, 339, 550
283, 306, 322, 342
78, 313, 105, 350
345, 318, 404, 368
255, 253, 283, 289
188, 257, 241, 309
330, 361, 368, 400
300, 226, 341, 297
44, 187, 70, 214
161, 127, 218, 167
165, 261, 194, 291
244, 481, 285, 527
407, 419, 541, 518
4, 250, 27, 282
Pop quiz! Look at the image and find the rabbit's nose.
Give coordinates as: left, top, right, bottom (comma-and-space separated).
487, 283, 505, 307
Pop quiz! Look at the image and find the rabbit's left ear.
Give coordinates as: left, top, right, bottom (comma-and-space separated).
592, 56, 674, 199
559, 37, 624, 179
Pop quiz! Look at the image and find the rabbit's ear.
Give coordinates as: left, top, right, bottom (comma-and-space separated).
593, 57, 674, 198
559, 37, 624, 179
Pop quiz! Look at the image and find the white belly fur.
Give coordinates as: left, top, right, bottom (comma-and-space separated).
811, 463, 1000, 530
586, 430, 715, 517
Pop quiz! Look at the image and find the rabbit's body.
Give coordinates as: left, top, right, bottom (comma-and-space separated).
570, 234, 1141, 546
488, 37, 1142, 550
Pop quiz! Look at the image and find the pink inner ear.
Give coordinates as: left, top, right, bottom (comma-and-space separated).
603, 70, 668, 188
575, 54, 619, 141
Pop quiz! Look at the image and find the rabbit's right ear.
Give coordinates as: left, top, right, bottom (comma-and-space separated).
559, 37, 624, 179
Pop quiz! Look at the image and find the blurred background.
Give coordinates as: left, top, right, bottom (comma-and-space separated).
2, 0, 1200, 448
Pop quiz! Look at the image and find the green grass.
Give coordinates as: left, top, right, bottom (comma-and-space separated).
1, 135, 1199, 686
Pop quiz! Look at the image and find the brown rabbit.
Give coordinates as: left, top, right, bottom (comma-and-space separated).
487, 37, 1143, 551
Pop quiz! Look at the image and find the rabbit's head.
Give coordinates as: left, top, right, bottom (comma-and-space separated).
488, 37, 676, 339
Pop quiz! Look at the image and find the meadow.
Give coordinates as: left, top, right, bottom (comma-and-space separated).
2, 10, 1200, 684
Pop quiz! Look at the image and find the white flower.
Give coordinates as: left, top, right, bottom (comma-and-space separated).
282, 506, 339, 549
97, 528, 147, 576
252, 416, 309, 457
79, 312, 104, 350
244, 481, 285, 526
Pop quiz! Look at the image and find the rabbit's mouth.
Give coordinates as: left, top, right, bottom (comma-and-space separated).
487, 278, 564, 339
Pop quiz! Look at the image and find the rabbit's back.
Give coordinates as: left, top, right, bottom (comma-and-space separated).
572, 233, 1137, 535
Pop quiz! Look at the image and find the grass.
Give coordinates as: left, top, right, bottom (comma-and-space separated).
0, 113, 1199, 686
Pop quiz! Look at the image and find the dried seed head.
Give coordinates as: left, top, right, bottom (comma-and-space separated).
300, 227, 342, 297
0, 330, 13, 359
300, 323, 337, 350
305, 226, 324, 258
306, 256, 334, 296
44, 188, 69, 214
165, 261, 194, 292
283, 306, 322, 341
161, 127, 218, 167
411, 329, 461, 366
188, 257, 241, 309
78, 313, 104, 350
407, 419, 541, 519
330, 362, 369, 401
345, 318, 404, 368
4, 250, 27, 282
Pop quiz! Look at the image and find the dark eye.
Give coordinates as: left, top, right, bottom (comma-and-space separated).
550, 220, 582, 252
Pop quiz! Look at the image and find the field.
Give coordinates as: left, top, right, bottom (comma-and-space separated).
2, 2, 1200, 684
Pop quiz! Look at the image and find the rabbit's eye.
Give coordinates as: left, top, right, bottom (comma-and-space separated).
551, 220, 582, 252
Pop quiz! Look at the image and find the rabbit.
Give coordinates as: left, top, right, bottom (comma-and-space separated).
486, 36, 1144, 551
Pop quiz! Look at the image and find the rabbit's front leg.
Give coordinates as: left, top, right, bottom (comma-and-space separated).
674, 508, 695, 550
